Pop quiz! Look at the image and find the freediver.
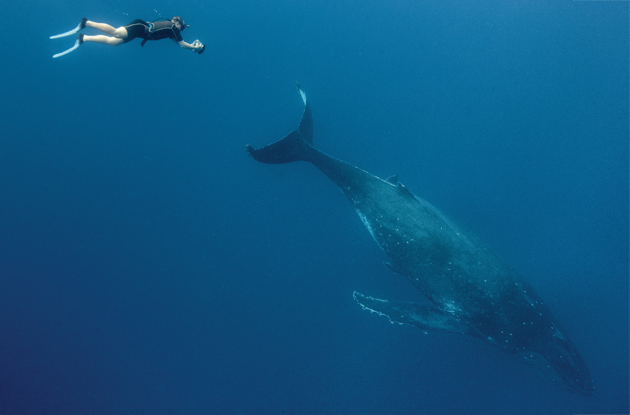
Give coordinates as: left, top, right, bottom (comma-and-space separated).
51, 17, 205, 58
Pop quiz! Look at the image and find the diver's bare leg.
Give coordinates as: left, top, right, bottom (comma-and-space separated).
86, 21, 128, 38
82, 35, 125, 46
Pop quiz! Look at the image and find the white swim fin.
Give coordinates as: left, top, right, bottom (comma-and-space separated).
52, 35, 83, 59
50, 18, 87, 39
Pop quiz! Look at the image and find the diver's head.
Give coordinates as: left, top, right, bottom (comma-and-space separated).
172, 16, 189, 31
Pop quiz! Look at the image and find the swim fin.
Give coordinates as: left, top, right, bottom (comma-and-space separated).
52, 34, 83, 58
50, 18, 87, 39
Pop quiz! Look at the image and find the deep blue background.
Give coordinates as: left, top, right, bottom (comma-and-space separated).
0, 0, 627, 414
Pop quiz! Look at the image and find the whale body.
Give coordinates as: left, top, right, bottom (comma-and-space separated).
246, 84, 593, 395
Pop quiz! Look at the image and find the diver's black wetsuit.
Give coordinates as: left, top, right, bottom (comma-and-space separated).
123, 19, 184, 45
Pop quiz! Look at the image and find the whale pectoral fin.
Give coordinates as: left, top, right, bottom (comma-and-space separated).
353, 291, 471, 334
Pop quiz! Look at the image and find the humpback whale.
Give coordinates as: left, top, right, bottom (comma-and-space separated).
246, 84, 593, 395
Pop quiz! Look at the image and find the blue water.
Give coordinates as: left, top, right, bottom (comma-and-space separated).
0, 0, 627, 413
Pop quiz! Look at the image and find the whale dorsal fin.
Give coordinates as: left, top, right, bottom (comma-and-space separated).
385, 174, 399, 184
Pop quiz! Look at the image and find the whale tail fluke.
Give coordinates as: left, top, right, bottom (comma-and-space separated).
246, 83, 313, 164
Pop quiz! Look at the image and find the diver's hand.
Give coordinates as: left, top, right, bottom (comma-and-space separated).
190, 39, 205, 54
